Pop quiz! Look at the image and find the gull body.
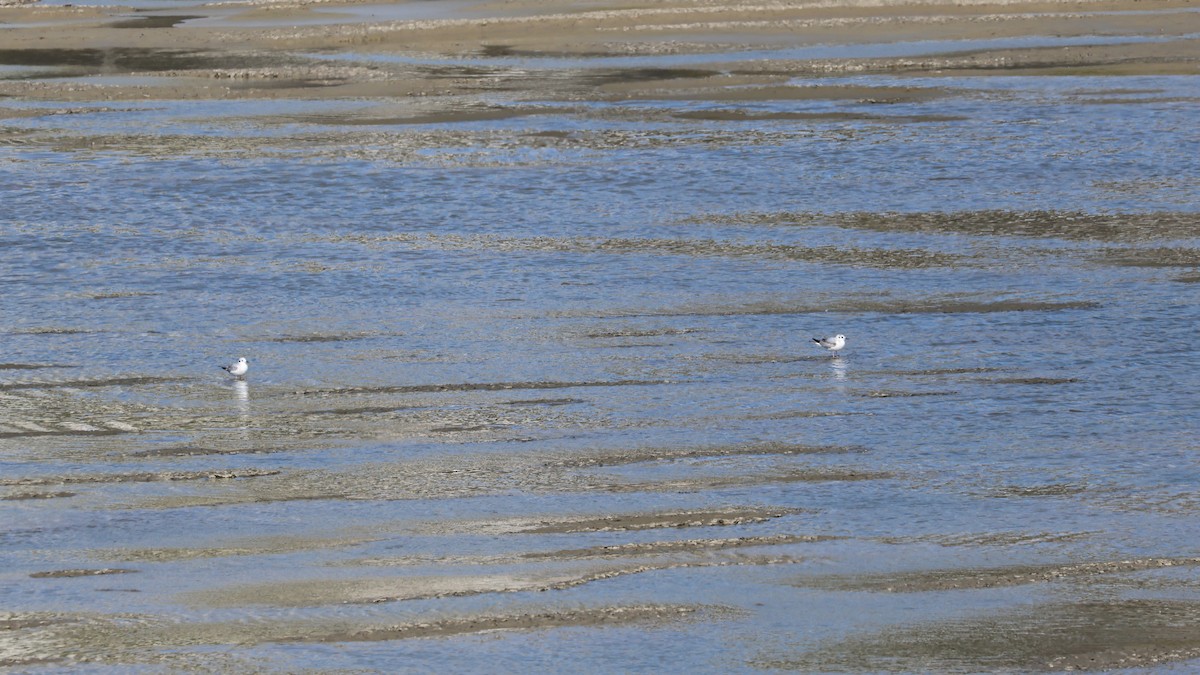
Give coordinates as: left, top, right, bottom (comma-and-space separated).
813, 334, 846, 356
221, 357, 249, 378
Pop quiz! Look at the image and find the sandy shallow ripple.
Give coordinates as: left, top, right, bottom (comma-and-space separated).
2, 0, 1199, 671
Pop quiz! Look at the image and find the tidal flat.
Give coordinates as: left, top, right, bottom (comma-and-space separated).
1, 0, 1199, 671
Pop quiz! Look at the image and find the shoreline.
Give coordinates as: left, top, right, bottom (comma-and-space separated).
0, 0, 1196, 102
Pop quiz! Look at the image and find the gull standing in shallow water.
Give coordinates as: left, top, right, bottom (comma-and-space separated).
813, 334, 846, 356
221, 357, 249, 378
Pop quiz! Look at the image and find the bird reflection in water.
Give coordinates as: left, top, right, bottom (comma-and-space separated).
233, 379, 250, 425
830, 357, 848, 381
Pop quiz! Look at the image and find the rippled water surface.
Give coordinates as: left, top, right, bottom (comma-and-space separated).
2, 56, 1199, 672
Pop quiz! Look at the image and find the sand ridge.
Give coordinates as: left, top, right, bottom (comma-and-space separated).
0, 0, 1195, 102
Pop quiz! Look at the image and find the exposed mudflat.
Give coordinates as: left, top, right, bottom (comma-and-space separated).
28, 568, 137, 579
777, 600, 1200, 672
688, 210, 1200, 243
523, 534, 837, 561
2, 0, 1198, 671
0, 468, 280, 486
0, 604, 724, 668
190, 556, 803, 607
795, 557, 1200, 593
516, 507, 800, 535
276, 604, 718, 643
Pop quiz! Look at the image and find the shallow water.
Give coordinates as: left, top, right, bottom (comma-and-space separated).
315, 30, 1200, 69
1, 43, 1199, 673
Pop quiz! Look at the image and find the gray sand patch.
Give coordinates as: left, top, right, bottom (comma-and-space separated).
751, 39, 1200, 80
795, 557, 1200, 593
188, 556, 804, 607
29, 568, 137, 579
295, 105, 555, 125
673, 109, 965, 123
876, 530, 1098, 548
0, 604, 724, 670
1, 468, 280, 487
326, 231, 963, 269
0, 47, 293, 73
305, 405, 426, 416
987, 377, 1079, 385
547, 441, 865, 469
501, 397, 587, 406
294, 378, 668, 396
2, 491, 76, 500
0, 376, 185, 391
737, 410, 864, 421
602, 469, 892, 494
557, 297, 1100, 320
345, 534, 832, 567
428, 423, 502, 433
517, 507, 800, 534
857, 390, 958, 398
604, 84, 948, 103
701, 352, 815, 365
127, 435, 884, 508
989, 483, 1090, 498
127, 445, 292, 458
1076, 95, 1200, 105
686, 210, 1200, 243
582, 327, 701, 339
1098, 247, 1200, 267
15, 604, 723, 662
0, 427, 127, 440
867, 367, 1006, 376
524, 534, 839, 560
109, 534, 380, 563
772, 599, 1200, 672
274, 604, 714, 643
0, 615, 75, 631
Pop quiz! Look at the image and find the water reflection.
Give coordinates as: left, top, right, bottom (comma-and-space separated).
830, 357, 848, 381
233, 380, 250, 419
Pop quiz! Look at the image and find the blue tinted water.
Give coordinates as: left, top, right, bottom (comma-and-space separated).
1, 69, 1198, 670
